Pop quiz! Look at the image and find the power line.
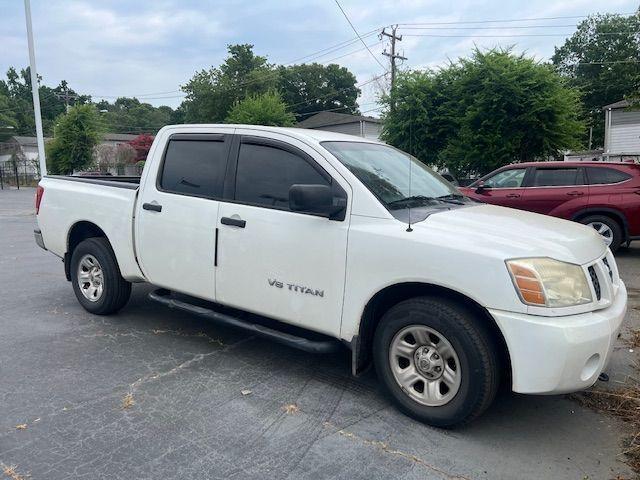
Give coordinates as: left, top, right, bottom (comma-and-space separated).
397, 12, 637, 26
402, 32, 638, 37
333, 0, 388, 72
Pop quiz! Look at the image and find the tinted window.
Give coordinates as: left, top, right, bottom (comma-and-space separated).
532, 168, 580, 187
483, 168, 526, 188
235, 143, 330, 210
587, 167, 631, 185
160, 139, 228, 197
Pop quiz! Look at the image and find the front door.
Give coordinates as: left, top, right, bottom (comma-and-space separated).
135, 132, 232, 301
475, 167, 527, 209
215, 132, 350, 337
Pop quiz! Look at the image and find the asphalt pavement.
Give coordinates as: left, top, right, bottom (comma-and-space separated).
0, 187, 637, 479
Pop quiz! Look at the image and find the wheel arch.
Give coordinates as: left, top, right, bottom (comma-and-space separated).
352, 282, 512, 385
65, 221, 110, 281
572, 207, 628, 241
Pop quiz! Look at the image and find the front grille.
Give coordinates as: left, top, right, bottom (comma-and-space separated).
602, 257, 613, 281
588, 266, 601, 301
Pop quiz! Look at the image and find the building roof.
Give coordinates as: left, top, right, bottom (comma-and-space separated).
604, 99, 631, 109
11, 135, 51, 146
103, 133, 138, 141
296, 111, 382, 129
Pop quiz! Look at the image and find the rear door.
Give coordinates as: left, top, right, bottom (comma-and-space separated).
522, 166, 588, 216
135, 132, 232, 301
473, 167, 527, 208
214, 131, 350, 337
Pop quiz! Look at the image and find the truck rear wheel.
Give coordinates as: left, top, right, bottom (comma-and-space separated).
373, 296, 499, 427
70, 237, 131, 315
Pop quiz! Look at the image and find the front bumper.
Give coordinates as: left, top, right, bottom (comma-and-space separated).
34, 229, 46, 250
490, 281, 627, 395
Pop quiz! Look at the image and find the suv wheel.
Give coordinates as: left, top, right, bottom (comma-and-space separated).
579, 215, 622, 252
373, 296, 500, 428
71, 237, 131, 315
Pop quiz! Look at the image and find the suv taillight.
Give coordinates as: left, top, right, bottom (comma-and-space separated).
35, 185, 44, 214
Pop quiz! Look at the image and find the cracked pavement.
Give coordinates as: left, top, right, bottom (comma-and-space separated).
0, 187, 637, 479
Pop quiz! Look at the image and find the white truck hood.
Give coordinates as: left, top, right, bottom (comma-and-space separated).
418, 204, 606, 265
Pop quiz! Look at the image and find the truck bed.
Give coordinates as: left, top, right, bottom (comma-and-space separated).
52, 175, 141, 189
37, 175, 145, 281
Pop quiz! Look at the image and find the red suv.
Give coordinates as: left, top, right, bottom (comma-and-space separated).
459, 161, 640, 252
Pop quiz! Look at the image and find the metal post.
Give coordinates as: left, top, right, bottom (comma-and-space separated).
0, 164, 4, 190
13, 160, 19, 190
24, 0, 47, 176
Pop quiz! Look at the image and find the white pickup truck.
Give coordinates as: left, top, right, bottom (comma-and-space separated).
34, 125, 627, 427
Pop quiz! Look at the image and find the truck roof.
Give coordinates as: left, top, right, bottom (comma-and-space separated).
161, 124, 383, 145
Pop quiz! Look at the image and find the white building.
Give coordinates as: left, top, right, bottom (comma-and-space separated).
603, 100, 640, 162
297, 111, 382, 140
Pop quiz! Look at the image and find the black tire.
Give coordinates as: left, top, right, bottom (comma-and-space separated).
373, 296, 500, 428
70, 237, 131, 315
578, 215, 623, 253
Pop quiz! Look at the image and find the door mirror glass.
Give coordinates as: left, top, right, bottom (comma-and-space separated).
289, 184, 343, 218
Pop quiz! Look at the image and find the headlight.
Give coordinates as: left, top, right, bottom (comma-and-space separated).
506, 258, 592, 307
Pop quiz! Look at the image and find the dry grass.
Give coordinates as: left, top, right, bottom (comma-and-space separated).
121, 393, 135, 410
281, 403, 300, 414
571, 381, 640, 475
1, 463, 29, 480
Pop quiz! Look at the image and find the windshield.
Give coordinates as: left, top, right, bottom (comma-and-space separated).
322, 141, 460, 209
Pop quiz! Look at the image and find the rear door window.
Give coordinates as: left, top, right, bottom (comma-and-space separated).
532, 168, 584, 187
160, 137, 229, 197
586, 167, 631, 185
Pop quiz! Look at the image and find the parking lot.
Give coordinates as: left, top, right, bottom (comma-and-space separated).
1, 187, 638, 480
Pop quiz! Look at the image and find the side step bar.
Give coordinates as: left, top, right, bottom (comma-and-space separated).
148, 289, 340, 354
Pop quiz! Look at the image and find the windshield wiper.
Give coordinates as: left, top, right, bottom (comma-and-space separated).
436, 193, 466, 205
387, 195, 438, 209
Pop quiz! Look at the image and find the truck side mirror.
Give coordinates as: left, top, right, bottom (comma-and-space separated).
289, 184, 345, 219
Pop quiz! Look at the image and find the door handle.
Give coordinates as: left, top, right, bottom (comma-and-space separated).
221, 216, 246, 228
142, 202, 162, 212
506, 193, 520, 198
567, 191, 584, 196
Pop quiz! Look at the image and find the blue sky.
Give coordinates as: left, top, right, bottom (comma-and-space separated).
0, 0, 637, 115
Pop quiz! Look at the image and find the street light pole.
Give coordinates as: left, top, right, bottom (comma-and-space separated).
24, 0, 47, 176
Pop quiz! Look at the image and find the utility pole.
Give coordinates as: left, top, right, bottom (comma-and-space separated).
24, 0, 47, 176
54, 90, 78, 113
381, 25, 407, 93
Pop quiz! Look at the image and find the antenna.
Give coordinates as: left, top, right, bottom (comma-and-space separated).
406, 112, 413, 232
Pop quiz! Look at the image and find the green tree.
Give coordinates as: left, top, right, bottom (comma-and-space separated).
97, 97, 172, 134
46, 104, 102, 174
226, 91, 295, 126
382, 48, 584, 177
0, 67, 89, 136
181, 44, 277, 123
277, 63, 360, 120
0, 93, 18, 141
552, 12, 640, 147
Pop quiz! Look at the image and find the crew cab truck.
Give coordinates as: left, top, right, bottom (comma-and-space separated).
34, 125, 628, 427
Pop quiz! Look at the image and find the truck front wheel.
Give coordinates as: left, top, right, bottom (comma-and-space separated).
70, 237, 131, 315
373, 296, 500, 427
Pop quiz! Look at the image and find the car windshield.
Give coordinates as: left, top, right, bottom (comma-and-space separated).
322, 141, 460, 209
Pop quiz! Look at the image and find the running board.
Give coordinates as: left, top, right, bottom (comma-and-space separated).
148, 289, 340, 354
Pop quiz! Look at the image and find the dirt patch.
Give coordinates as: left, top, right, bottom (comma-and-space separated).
571, 381, 640, 476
